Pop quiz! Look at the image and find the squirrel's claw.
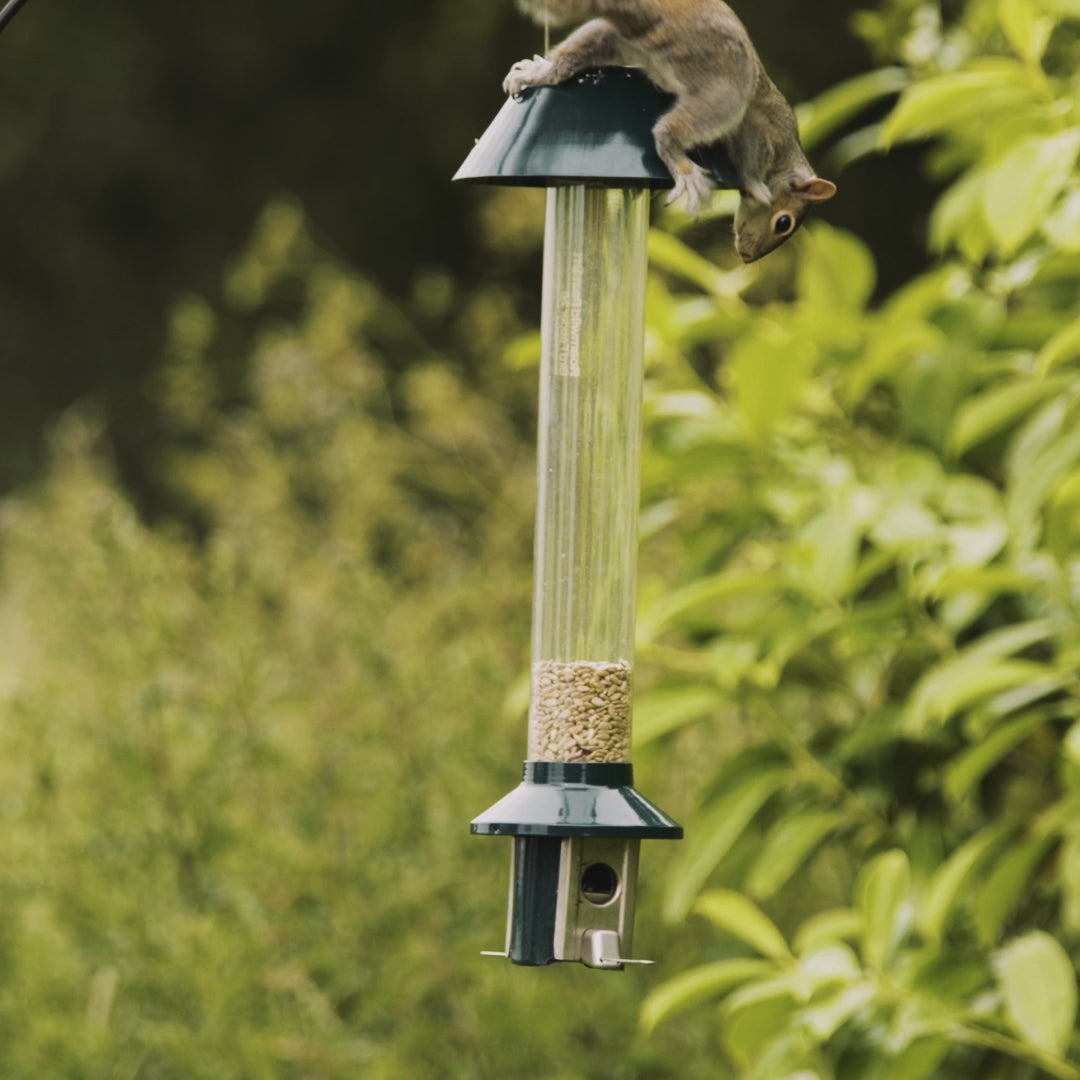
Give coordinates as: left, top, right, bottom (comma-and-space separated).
503, 55, 556, 97
665, 162, 713, 217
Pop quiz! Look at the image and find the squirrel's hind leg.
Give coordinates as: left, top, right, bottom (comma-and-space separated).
503, 19, 625, 95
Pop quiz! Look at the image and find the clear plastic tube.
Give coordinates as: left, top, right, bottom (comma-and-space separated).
527, 185, 649, 763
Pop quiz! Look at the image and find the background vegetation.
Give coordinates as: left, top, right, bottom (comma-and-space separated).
0, 0, 1078, 1077
0, 0, 923, 496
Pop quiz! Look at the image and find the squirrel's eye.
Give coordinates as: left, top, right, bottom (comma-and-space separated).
773, 213, 794, 236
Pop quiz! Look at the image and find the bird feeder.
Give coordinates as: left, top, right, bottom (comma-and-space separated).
456, 68, 736, 969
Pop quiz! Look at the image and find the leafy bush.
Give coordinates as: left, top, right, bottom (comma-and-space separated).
638, 1, 1080, 1076
3, 2, 1080, 1076
0, 204, 701, 1079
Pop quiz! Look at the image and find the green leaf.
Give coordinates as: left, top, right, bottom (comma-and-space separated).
881, 61, 1041, 145
884, 996, 961, 1047
944, 711, 1052, 801
708, 637, 766, 691
791, 505, 865, 600
796, 224, 877, 313
904, 657, 1050, 733
949, 374, 1074, 455
795, 943, 863, 994
1062, 834, 1080, 933
636, 569, 779, 646
868, 499, 940, 550
793, 909, 864, 956
984, 131, 1080, 255
919, 823, 1016, 943
893, 347, 970, 453
663, 766, 790, 922
744, 811, 846, 900
1008, 419, 1080, 550
877, 1039, 952, 1080
722, 976, 801, 1065
1006, 393, 1070, 483
1038, 317, 1080, 373
798, 982, 877, 1041
638, 497, 680, 540
1065, 721, 1080, 793
926, 564, 1039, 601
901, 620, 1055, 733
728, 321, 816, 435
943, 520, 1009, 572
945, 467, 1010, 515
648, 229, 748, 299
858, 850, 910, 969
694, 889, 793, 960
1042, 187, 1080, 252
974, 831, 1058, 945
740, 1035, 822, 1080
797, 67, 909, 150
1047, 464, 1080, 555
930, 168, 993, 260
670, 302, 748, 350
844, 321, 946, 408
883, 262, 971, 324
998, 0, 1056, 64
503, 329, 542, 370
632, 685, 724, 746
640, 958, 776, 1032
996, 931, 1078, 1055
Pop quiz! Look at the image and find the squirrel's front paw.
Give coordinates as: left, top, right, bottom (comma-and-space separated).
503, 55, 556, 96
664, 162, 713, 218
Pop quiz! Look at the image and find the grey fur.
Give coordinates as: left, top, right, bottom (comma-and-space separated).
505, 0, 836, 260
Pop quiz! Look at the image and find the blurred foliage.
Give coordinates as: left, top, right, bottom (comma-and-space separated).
0, 202, 725, 1077
1, 0, 1079, 1076
638, 0, 1080, 1076
0, 0, 926, 496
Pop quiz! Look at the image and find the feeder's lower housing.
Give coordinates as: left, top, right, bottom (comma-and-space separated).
473, 762, 682, 968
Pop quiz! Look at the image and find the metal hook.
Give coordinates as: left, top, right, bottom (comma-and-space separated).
0, 0, 33, 36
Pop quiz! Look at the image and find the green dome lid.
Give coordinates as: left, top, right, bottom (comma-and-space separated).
471, 762, 683, 839
454, 66, 738, 190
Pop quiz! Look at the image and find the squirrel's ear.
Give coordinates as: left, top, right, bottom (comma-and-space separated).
795, 177, 837, 202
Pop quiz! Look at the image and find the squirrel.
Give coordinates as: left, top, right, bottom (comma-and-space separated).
503, 0, 837, 262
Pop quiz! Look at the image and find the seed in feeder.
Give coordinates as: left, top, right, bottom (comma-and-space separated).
529, 659, 631, 763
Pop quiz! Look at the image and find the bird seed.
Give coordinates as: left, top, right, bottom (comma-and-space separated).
529, 659, 631, 762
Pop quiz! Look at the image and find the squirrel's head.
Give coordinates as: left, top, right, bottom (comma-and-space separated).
734, 176, 837, 263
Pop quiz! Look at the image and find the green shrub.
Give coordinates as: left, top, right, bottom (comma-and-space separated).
0, 204, 695, 1078
3, 2, 1079, 1076
638, 1, 1080, 1076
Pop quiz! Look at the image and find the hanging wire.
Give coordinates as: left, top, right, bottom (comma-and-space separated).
0, 0, 32, 35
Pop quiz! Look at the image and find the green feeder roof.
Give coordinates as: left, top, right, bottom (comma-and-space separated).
471, 762, 683, 839
453, 66, 738, 190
